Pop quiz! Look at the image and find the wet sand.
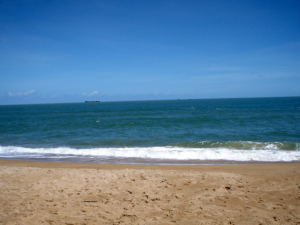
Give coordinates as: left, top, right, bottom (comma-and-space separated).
0, 160, 300, 224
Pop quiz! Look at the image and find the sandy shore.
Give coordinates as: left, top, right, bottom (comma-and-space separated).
0, 160, 299, 224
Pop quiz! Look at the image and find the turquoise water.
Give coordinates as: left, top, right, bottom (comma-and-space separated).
0, 97, 299, 164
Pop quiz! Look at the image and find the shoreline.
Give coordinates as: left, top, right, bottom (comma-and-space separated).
1, 156, 300, 166
1, 160, 300, 224
1, 159, 300, 171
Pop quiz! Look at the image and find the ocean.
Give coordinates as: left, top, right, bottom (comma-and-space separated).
0, 97, 299, 164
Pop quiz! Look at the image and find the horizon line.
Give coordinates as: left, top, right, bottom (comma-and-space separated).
1, 95, 299, 106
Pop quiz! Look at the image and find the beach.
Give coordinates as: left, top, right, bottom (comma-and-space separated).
0, 160, 299, 224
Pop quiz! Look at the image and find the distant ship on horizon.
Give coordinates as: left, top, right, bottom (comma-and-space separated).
85, 100, 100, 103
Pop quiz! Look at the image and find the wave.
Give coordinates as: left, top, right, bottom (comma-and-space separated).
175, 141, 300, 150
1, 144, 300, 162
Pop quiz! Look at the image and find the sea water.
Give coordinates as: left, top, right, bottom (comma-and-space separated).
0, 97, 299, 164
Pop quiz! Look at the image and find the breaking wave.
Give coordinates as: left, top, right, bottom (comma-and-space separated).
1, 142, 300, 162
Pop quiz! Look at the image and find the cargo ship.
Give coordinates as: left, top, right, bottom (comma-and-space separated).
85, 100, 100, 103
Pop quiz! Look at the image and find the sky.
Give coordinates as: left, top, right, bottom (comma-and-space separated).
0, 0, 300, 104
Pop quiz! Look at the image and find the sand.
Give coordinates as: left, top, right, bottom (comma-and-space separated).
0, 160, 300, 225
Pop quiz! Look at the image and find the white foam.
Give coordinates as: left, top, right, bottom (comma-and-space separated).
0, 146, 300, 162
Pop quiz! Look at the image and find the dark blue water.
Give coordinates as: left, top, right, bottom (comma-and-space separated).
0, 97, 299, 164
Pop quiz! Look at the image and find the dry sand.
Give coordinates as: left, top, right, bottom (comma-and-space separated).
0, 160, 300, 225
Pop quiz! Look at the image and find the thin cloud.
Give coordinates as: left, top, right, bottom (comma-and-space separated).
81, 91, 99, 96
7, 90, 36, 97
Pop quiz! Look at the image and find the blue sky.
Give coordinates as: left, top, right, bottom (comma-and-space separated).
0, 0, 300, 104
